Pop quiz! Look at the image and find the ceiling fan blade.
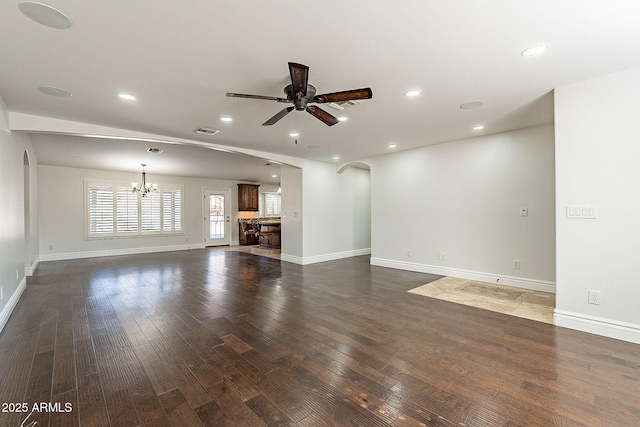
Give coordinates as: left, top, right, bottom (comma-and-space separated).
288, 62, 309, 96
263, 106, 295, 126
313, 88, 373, 103
306, 106, 339, 126
226, 92, 289, 103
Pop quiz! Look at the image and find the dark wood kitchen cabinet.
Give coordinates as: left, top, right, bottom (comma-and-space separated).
237, 184, 260, 211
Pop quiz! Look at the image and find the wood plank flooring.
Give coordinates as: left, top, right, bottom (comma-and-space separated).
1, 249, 639, 426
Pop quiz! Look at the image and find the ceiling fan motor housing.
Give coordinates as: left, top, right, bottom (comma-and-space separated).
285, 84, 316, 110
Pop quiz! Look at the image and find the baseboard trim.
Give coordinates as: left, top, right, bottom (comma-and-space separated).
39, 243, 205, 262
281, 248, 371, 265
370, 257, 556, 293
24, 257, 40, 276
0, 277, 27, 334
554, 309, 640, 344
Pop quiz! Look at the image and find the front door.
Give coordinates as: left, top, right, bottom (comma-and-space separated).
204, 189, 231, 246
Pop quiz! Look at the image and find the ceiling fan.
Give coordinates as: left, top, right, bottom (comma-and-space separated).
226, 62, 373, 126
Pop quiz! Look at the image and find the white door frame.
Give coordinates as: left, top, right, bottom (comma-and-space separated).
203, 188, 232, 246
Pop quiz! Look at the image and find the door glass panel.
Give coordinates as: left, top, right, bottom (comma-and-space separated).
209, 194, 225, 239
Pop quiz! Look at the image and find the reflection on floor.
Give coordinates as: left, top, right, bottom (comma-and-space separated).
207, 245, 281, 260
409, 277, 555, 324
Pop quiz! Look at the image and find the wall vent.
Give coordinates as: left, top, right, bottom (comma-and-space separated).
328, 100, 361, 111
147, 147, 163, 153
194, 127, 220, 136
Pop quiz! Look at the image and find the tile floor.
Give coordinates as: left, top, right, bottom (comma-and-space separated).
409, 277, 555, 323
207, 244, 281, 260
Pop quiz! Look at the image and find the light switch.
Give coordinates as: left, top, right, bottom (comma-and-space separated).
566, 205, 598, 219
520, 207, 528, 217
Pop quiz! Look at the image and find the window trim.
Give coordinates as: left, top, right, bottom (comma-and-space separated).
85, 180, 184, 239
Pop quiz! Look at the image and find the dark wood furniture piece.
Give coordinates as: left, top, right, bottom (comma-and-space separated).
237, 184, 259, 211
238, 219, 259, 245
257, 221, 280, 249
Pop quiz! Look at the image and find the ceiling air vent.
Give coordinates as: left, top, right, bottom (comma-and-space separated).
147, 147, 163, 154
194, 127, 220, 136
328, 99, 361, 111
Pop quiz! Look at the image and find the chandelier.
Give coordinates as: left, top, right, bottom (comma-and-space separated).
131, 163, 158, 197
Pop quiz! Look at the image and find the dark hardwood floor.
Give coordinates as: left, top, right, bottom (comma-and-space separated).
1, 250, 639, 426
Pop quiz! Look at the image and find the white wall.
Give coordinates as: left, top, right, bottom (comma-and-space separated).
302, 163, 371, 263
369, 124, 556, 291
38, 165, 266, 259
555, 66, 640, 343
280, 165, 303, 259
0, 95, 39, 332
280, 161, 372, 264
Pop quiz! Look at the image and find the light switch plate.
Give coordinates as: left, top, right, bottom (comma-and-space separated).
566, 205, 598, 219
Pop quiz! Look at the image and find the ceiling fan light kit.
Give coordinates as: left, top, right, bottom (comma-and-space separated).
226, 62, 373, 126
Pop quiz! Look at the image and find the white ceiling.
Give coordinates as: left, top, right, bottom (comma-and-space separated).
2, 1, 640, 181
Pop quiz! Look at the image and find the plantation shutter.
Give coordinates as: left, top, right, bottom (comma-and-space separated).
264, 193, 281, 216
162, 188, 182, 232
88, 186, 114, 234
116, 187, 138, 233
141, 191, 162, 232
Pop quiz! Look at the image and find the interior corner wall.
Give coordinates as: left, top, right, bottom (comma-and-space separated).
0, 95, 39, 333
302, 162, 371, 262
369, 124, 556, 291
280, 160, 371, 265
554, 66, 640, 343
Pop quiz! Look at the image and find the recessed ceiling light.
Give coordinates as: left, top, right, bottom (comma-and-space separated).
38, 85, 72, 97
19, 1, 73, 29
271, 174, 278, 178
332, 155, 340, 161
460, 100, 485, 110
220, 116, 233, 123
472, 125, 485, 131
388, 143, 397, 148
521, 44, 548, 57
405, 89, 422, 98
118, 93, 136, 101
289, 132, 300, 137
337, 116, 348, 122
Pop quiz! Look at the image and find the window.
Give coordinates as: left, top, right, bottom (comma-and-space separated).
260, 193, 281, 217
86, 181, 183, 238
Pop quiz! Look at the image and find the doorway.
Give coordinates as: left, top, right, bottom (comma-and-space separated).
203, 189, 231, 246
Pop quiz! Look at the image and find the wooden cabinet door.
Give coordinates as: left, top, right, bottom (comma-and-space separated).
238, 184, 260, 211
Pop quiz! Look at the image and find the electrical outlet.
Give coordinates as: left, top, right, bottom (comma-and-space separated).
1, 286, 4, 301
406, 249, 412, 257
441, 252, 446, 261
588, 290, 601, 305
520, 207, 529, 217
513, 260, 521, 269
